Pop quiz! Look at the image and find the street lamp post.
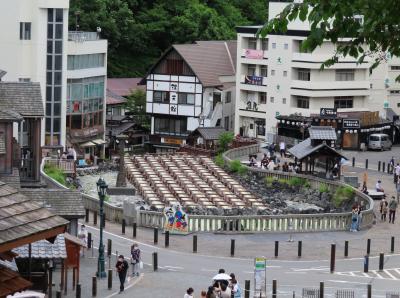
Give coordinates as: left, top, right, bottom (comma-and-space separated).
96, 177, 108, 278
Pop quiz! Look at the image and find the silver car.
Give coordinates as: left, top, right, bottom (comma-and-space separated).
368, 133, 392, 151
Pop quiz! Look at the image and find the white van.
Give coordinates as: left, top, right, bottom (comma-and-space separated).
368, 133, 392, 151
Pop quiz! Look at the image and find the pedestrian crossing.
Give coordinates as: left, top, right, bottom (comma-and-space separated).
335, 268, 400, 281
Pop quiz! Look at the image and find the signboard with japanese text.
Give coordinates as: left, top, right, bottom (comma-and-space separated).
254, 257, 267, 297
320, 108, 337, 118
170, 104, 177, 115
343, 119, 360, 129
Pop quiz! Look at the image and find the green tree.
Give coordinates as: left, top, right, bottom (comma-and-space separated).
218, 131, 234, 153
259, 0, 399, 79
125, 89, 150, 129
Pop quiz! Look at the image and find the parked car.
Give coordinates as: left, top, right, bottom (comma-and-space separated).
368, 133, 392, 151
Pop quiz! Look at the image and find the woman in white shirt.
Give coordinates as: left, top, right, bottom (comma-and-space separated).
184, 287, 194, 298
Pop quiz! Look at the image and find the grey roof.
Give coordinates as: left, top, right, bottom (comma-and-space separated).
13, 234, 67, 259
0, 82, 44, 117
308, 126, 337, 141
194, 127, 227, 140
288, 138, 347, 160
0, 110, 23, 122
0, 69, 6, 79
19, 189, 86, 218
0, 181, 68, 252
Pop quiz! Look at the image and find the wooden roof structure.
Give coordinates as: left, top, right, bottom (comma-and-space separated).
0, 265, 32, 298
0, 181, 68, 254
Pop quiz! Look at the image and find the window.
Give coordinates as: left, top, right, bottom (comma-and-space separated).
270, 97, 274, 103
248, 38, 257, 50
154, 117, 187, 136
390, 90, 400, 94
154, 91, 169, 103
67, 54, 105, 70
284, 43, 288, 50
298, 68, 310, 81
18, 78, 30, 82
283, 71, 288, 77
296, 40, 310, 53
259, 93, 267, 104
166, 59, 184, 75
336, 69, 355, 81
271, 69, 275, 76
297, 96, 309, 109
19, 22, 31, 40
247, 65, 256, 76
282, 98, 287, 104
260, 65, 268, 77
391, 66, 400, 70
261, 39, 268, 51
225, 91, 231, 103
334, 96, 353, 108
224, 116, 229, 131
272, 43, 276, 49
178, 93, 195, 105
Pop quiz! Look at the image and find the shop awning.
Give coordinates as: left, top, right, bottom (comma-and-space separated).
92, 139, 107, 145
79, 141, 96, 148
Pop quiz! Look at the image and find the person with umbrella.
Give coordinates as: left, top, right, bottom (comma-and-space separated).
212, 273, 232, 298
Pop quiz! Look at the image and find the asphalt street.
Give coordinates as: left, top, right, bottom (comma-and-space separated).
85, 224, 400, 298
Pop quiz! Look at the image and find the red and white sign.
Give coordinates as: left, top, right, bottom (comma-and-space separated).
245, 49, 264, 59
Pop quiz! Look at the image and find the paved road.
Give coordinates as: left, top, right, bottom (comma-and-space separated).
340, 146, 400, 170
84, 224, 400, 298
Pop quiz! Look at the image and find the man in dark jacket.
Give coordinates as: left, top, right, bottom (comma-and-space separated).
115, 255, 129, 293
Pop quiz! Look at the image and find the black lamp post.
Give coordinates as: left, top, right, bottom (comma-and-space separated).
96, 177, 108, 278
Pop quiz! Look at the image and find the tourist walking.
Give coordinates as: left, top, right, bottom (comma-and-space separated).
389, 196, 398, 224
396, 179, 400, 202
78, 225, 88, 257
279, 141, 286, 157
350, 207, 358, 232
396, 163, 400, 184
389, 157, 395, 175
130, 243, 141, 276
184, 287, 194, 298
380, 198, 388, 221
115, 255, 129, 293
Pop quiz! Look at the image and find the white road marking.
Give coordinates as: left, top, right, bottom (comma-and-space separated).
383, 269, 397, 280
104, 273, 144, 298
370, 270, 383, 279
164, 265, 184, 269
335, 268, 400, 281
292, 266, 329, 272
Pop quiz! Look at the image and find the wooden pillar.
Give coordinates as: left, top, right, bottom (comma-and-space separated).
72, 268, 76, 290
64, 267, 68, 295
60, 260, 65, 291
33, 118, 41, 181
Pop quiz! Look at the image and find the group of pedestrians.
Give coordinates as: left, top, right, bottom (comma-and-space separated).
185, 269, 242, 298
115, 243, 142, 294
380, 196, 398, 223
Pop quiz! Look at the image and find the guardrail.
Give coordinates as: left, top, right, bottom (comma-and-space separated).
44, 158, 76, 174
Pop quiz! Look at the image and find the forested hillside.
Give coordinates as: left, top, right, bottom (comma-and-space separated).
69, 0, 268, 77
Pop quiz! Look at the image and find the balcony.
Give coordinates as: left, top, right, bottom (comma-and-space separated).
68, 31, 100, 42
291, 52, 370, 69
240, 49, 268, 65
291, 80, 370, 97
239, 75, 267, 91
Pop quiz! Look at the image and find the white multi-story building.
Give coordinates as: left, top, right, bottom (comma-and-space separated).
0, 0, 107, 155
142, 41, 236, 152
235, 1, 400, 142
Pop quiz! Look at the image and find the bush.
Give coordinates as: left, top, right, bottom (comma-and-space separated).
229, 160, 242, 172
214, 154, 225, 168
332, 186, 355, 207
218, 132, 234, 153
44, 164, 66, 186
278, 178, 288, 185
238, 165, 248, 176
319, 183, 330, 193
265, 176, 275, 186
288, 177, 306, 187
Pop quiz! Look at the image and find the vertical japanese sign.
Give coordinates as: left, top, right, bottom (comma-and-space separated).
254, 257, 266, 298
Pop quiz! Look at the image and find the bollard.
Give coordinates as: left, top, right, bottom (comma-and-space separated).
391, 236, 395, 253
165, 231, 170, 248
56, 291, 61, 298
298, 241, 302, 258
76, 284, 81, 298
92, 276, 97, 297
367, 284, 372, 298
85, 209, 89, 223
87, 233, 92, 249
383, 162, 386, 173
352, 157, 355, 167
367, 239, 371, 255
272, 279, 277, 298
274, 241, 279, 258
133, 222, 137, 238
330, 244, 336, 273
365, 159, 368, 169
153, 252, 158, 271
154, 228, 158, 245
244, 280, 250, 298
122, 219, 126, 235
230, 239, 235, 257
388, 163, 391, 174
344, 240, 348, 257
378, 161, 381, 171
319, 282, 324, 298
364, 255, 369, 273
107, 239, 112, 257
379, 253, 384, 271
108, 269, 112, 289
93, 211, 97, 225
193, 235, 197, 253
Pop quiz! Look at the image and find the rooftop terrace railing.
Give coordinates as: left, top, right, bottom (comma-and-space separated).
68, 31, 100, 42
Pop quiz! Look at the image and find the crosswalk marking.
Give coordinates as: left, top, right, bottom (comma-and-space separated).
335, 268, 400, 281
384, 270, 397, 280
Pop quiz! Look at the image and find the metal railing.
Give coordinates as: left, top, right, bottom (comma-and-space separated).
68, 31, 99, 42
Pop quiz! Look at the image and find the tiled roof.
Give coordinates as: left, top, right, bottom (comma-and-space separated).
0, 265, 32, 297
0, 82, 44, 117
194, 127, 227, 140
13, 234, 67, 259
308, 126, 337, 140
0, 110, 23, 122
107, 78, 144, 97
288, 138, 346, 160
19, 189, 86, 218
106, 90, 127, 105
0, 181, 68, 253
